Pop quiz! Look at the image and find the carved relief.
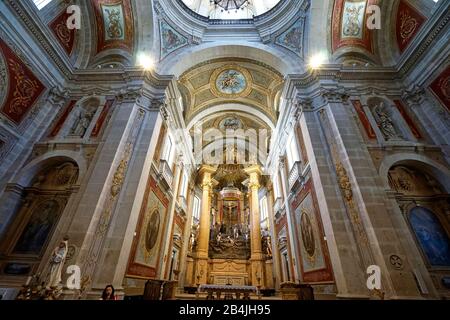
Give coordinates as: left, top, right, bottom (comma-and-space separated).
31, 162, 79, 190
388, 166, 444, 196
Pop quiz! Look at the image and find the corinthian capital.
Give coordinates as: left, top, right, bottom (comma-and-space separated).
47, 86, 69, 106
402, 86, 426, 105
296, 98, 313, 112
321, 88, 349, 104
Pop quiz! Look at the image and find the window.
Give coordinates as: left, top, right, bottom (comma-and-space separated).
33, 0, 52, 10
286, 133, 299, 169
260, 196, 268, 221
180, 172, 188, 198
273, 173, 281, 199
192, 196, 201, 221
163, 135, 174, 164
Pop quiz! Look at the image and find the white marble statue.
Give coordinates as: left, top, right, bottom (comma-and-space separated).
46, 238, 69, 289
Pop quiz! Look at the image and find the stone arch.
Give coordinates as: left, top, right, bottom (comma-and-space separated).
0, 156, 81, 280
379, 153, 450, 193
186, 103, 276, 131
11, 152, 87, 187
157, 42, 304, 76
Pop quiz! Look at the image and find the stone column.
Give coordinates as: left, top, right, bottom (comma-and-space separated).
160, 155, 184, 278
316, 90, 422, 299
266, 184, 281, 290
277, 156, 300, 282
244, 165, 265, 287
194, 165, 216, 284
177, 184, 195, 291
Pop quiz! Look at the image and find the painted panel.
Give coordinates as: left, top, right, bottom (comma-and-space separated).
91, 99, 114, 138
394, 100, 422, 139
275, 18, 305, 57
159, 20, 188, 58
101, 4, 126, 41
409, 207, 450, 267
429, 66, 450, 112
0, 38, 46, 125
13, 200, 60, 255
341, 0, 366, 39
48, 100, 77, 138
127, 176, 169, 278
396, 0, 426, 53
332, 0, 375, 53
92, 0, 134, 54
351, 100, 376, 139
291, 179, 334, 283
49, 8, 76, 55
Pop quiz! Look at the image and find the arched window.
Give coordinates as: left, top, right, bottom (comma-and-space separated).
409, 206, 450, 267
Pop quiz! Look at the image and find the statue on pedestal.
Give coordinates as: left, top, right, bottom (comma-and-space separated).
46, 237, 69, 289
70, 109, 94, 137
374, 103, 399, 140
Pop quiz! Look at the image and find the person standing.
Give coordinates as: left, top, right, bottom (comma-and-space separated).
101, 285, 117, 300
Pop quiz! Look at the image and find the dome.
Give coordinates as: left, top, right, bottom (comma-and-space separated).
181, 0, 282, 19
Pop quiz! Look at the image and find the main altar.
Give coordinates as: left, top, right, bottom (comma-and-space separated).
185, 163, 274, 290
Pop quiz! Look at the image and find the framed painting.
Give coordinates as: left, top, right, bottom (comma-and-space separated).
127, 176, 169, 278
290, 179, 334, 283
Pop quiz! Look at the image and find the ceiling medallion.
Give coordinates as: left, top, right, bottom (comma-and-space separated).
210, 65, 252, 99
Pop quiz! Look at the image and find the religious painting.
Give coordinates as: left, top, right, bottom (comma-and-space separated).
216, 70, 247, 95
211, 65, 252, 99
101, 4, 125, 41
159, 20, 188, 58
409, 207, 450, 267
341, 0, 366, 39
396, 0, 426, 53
13, 200, 60, 255
0, 37, 46, 125
275, 18, 305, 57
127, 176, 169, 278
92, 0, 133, 54
49, 8, 76, 55
430, 66, 450, 112
291, 179, 333, 283
295, 194, 326, 273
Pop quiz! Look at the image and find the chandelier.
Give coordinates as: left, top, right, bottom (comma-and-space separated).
212, 0, 250, 12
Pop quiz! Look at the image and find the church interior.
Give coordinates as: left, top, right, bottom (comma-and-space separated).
0, 0, 449, 301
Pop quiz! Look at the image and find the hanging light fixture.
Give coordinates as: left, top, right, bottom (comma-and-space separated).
211, 0, 250, 13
